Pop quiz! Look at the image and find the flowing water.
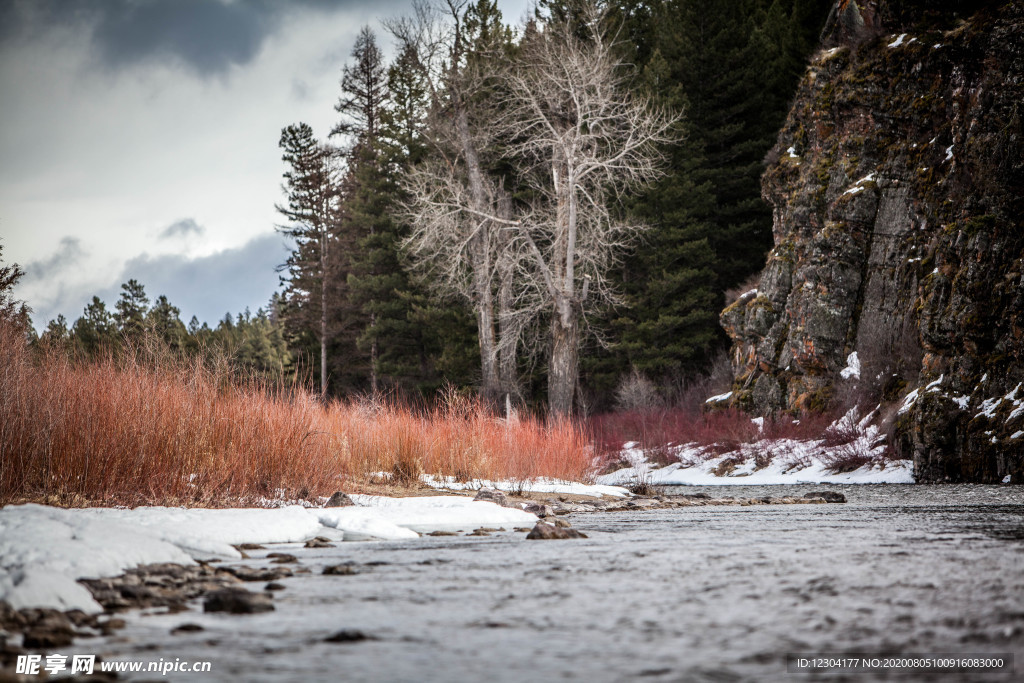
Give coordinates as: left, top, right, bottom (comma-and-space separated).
82, 485, 1023, 682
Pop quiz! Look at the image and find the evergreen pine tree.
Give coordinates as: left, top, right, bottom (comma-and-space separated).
114, 279, 150, 340
71, 296, 118, 357
275, 122, 341, 395
146, 295, 188, 352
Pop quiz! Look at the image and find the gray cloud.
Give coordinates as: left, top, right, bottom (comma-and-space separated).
32, 232, 287, 328
0, 0, 406, 76
23, 236, 85, 282
112, 232, 288, 324
159, 218, 205, 240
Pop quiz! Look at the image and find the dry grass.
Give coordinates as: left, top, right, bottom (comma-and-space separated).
0, 322, 592, 507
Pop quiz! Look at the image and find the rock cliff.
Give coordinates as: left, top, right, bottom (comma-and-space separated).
720, 1, 1024, 482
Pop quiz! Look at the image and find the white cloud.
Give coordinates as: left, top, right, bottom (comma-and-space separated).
1, 0, 531, 330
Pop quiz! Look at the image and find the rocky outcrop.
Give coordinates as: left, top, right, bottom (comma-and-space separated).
721, 1, 1024, 482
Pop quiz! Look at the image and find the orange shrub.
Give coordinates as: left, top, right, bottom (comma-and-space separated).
0, 322, 592, 506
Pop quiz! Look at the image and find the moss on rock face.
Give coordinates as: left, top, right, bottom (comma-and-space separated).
720, 0, 1024, 483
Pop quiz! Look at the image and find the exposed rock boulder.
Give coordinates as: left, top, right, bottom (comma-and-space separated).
802, 491, 847, 503
721, 0, 1024, 483
304, 536, 335, 548
221, 566, 293, 582
325, 492, 355, 507
203, 588, 274, 614
473, 487, 514, 508
525, 522, 587, 540
80, 562, 239, 612
522, 502, 556, 518
325, 629, 373, 643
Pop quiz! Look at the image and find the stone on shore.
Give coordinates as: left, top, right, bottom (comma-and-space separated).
525, 522, 587, 540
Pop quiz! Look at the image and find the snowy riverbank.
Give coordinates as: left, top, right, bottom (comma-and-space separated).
596, 444, 914, 487
0, 497, 537, 613
596, 407, 915, 487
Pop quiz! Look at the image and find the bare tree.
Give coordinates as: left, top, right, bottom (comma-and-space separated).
390, 0, 520, 406
495, 4, 679, 415
397, 0, 674, 414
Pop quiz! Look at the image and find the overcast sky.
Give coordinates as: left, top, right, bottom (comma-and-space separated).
1, 0, 530, 330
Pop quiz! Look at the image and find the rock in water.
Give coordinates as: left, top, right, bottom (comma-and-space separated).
325, 629, 372, 643
473, 487, 511, 507
266, 553, 297, 564
525, 522, 587, 540
325, 491, 355, 507
803, 491, 847, 503
522, 502, 556, 518
203, 588, 274, 614
222, 566, 293, 582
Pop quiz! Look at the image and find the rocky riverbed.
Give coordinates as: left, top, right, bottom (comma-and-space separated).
2, 484, 1022, 681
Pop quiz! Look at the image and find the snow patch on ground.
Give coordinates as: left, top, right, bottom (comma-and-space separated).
888, 33, 908, 48
0, 505, 196, 613
0, 496, 541, 612
840, 351, 861, 380
898, 387, 920, 415
343, 495, 538, 534
599, 446, 913, 487
842, 172, 877, 196
598, 408, 913, 488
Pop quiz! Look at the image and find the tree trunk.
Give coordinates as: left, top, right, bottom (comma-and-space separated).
473, 236, 501, 405
548, 301, 579, 416
320, 290, 328, 398
370, 312, 378, 395
498, 266, 520, 403
496, 195, 520, 403
320, 239, 328, 398
456, 106, 502, 405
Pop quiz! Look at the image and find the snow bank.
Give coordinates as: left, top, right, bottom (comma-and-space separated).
597, 410, 914, 487
421, 475, 629, 498
0, 496, 541, 612
0, 505, 194, 612
597, 450, 914, 486
331, 495, 538, 535
75, 506, 323, 560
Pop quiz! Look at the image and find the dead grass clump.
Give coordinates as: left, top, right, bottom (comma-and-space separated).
0, 322, 592, 506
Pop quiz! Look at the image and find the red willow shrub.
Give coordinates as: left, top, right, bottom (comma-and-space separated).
0, 322, 591, 507
589, 407, 762, 468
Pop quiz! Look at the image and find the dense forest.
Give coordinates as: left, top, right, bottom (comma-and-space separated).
25, 0, 832, 415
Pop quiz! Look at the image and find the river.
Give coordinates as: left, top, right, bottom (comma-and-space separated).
87, 484, 1023, 682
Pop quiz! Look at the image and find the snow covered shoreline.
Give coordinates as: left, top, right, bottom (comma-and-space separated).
0, 497, 538, 613
596, 445, 914, 487
596, 407, 916, 487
